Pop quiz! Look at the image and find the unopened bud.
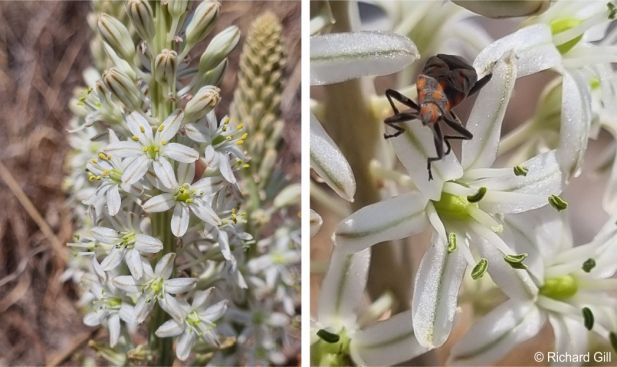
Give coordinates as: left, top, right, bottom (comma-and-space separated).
184, 86, 220, 122
201, 58, 227, 86
186, 1, 220, 47
102, 67, 142, 111
199, 26, 240, 72
274, 183, 300, 208
127, 0, 155, 41
452, 0, 550, 18
97, 14, 135, 61
154, 49, 178, 84
166, 0, 189, 18
258, 148, 277, 181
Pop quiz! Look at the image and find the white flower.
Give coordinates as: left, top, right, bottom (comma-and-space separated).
142, 163, 220, 237
185, 111, 247, 184
450, 208, 617, 365
91, 222, 163, 279
313, 247, 429, 366
155, 289, 228, 361
105, 111, 199, 188
334, 53, 563, 348
113, 253, 196, 323
247, 227, 300, 289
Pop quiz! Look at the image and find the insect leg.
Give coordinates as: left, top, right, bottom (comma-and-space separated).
427, 123, 445, 181
383, 110, 419, 139
385, 89, 420, 115
468, 73, 492, 96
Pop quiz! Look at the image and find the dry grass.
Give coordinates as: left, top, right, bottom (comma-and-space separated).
0, 2, 300, 365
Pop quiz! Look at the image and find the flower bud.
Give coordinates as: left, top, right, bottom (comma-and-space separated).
127, 0, 155, 42
184, 86, 221, 122
154, 49, 178, 84
201, 58, 227, 86
97, 14, 135, 61
185, 1, 220, 48
258, 148, 277, 182
199, 26, 240, 73
452, 0, 550, 18
102, 67, 142, 111
166, 0, 188, 18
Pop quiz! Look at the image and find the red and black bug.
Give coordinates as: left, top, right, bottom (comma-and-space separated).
384, 54, 492, 180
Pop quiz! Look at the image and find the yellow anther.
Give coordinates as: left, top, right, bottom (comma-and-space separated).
98, 152, 110, 161
158, 124, 165, 132
101, 169, 110, 176
222, 127, 228, 132
226, 136, 232, 141
90, 158, 98, 164
139, 126, 145, 133
243, 163, 250, 168
241, 133, 248, 140
131, 135, 139, 141
160, 140, 168, 145
237, 123, 244, 130
235, 140, 245, 145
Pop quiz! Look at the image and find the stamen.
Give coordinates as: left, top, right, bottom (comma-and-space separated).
504, 253, 528, 270
513, 165, 528, 176
467, 187, 487, 203
582, 307, 594, 330
316, 329, 340, 343
548, 194, 568, 211
582, 258, 596, 273
447, 232, 457, 253
471, 258, 488, 280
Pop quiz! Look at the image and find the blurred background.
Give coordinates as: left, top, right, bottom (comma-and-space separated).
0, 2, 299, 365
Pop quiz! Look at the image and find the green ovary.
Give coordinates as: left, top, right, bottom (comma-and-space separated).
174, 184, 195, 203
119, 231, 136, 248
550, 17, 583, 54
148, 277, 164, 296
311, 330, 351, 367
143, 144, 160, 159
539, 274, 578, 300
433, 192, 476, 221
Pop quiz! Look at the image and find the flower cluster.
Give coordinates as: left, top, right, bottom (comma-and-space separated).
311, 1, 617, 365
64, 1, 299, 365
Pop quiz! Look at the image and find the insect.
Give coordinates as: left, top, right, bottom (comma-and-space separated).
384, 54, 492, 180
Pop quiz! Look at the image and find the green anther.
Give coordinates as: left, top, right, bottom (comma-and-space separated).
504, 253, 528, 270
513, 165, 528, 176
433, 192, 476, 221
590, 77, 601, 90
582, 258, 596, 273
186, 311, 201, 328
582, 307, 594, 330
447, 232, 457, 253
609, 2, 617, 19
471, 258, 488, 280
539, 274, 578, 300
550, 17, 583, 54
212, 135, 226, 146
106, 297, 123, 309
143, 144, 160, 159
316, 329, 340, 343
174, 184, 194, 203
467, 187, 487, 203
610, 332, 617, 352
548, 194, 568, 211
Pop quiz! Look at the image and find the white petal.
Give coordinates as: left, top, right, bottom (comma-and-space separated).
473, 24, 561, 78
462, 52, 517, 170
177, 162, 195, 185
125, 249, 143, 279
91, 226, 119, 243
334, 192, 428, 253
190, 203, 220, 226
135, 296, 155, 323
412, 210, 467, 348
450, 300, 545, 365
469, 150, 562, 214
155, 253, 176, 279
350, 310, 430, 367
217, 230, 232, 261
218, 154, 236, 184
310, 31, 419, 85
108, 313, 121, 347
157, 111, 183, 142
126, 112, 153, 144
134, 234, 163, 253
105, 140, 143, 157
192, 288, 213, 309
155, 319, 184, 337
113, 275, 139, 293
317, 247, 370, 329
153, 158, 177, 189
557, 69, 592, 180
164, 277, 196, 294
163, 143, 199, 163
310, 209, 323, 237
310, 114, 356, 202
160, 293, 189, 322
171, 204, 190, 237
143, 193, 175, 213
100, 248, 125, 271
389, 121, 463, 200
122, 155, 150, 185
106, 185, 121, 216
83, 311, 104, 326
176, 331, 196, 361
198, 300, 228, 322
471, 224, 538, 301
549, 314, 589, 357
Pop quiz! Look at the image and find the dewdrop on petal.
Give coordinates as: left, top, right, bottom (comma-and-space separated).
127, 0, 155, 42
184, 86, 221, 122
97, 13, 135, 61
199, 26, 241, 73
185, 0, 220, 48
